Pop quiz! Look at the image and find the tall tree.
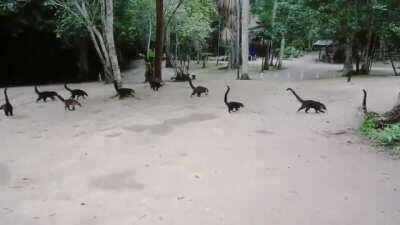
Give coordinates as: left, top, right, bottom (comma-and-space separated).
155, 0, 164, 80
240, 0, 250, 79
46, 0, 123, 83
104, 0, 122, 83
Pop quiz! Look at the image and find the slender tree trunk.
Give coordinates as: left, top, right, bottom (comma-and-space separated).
389, 53, 399, 76
86, 26, 112, 81
278, 36, 285, 69
155, 0, 164, 80
147, 15, 152, 54
104, 0, 121, 82
240, 0, 250, 80
174, 34, 178, 76
235, 0, 240, 79
343, 34, 354, 81
165, 27, 173, 68
216, 18, 221, 66
361, 28, 373, 74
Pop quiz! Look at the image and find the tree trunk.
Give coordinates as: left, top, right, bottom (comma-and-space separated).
343, 35, 353, 81
104, 0, 122, 82
278, 36, 285, 69
361, 28, 373, 74
147, 15, 152, 54
389, 53, 399, 76
235, 0, 240, 79
240, 0, 250, 80
216, 18, 221, 66
165, 27, 173, 68
155, 0, 164, 80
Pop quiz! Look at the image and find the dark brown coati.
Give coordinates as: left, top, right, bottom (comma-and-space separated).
188, 78, 208, 97
0, 88, 13, 116
113, 80, 135, 99
35, 85, 58, 102
56, 94, 82, 111
224, 86, 244, 113
286, 88, 326, 113
64, 83, 88, 100
149, 79, 163, 91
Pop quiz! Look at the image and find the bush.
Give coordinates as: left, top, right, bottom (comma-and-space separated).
360, 113, 400, 155
283, 46, 302, 58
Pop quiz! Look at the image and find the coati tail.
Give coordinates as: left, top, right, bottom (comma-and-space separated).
64, 83, 73, 92
286, 88, 304, 103
188, 79, 196, 90
224, 86, 230, 105
113, 80, 120, 92
4, 88, 9, 104
362, 89, 367, 114
55, 94, 65, 102
34, 86, 41, 95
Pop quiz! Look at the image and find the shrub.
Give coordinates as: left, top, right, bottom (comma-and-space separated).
360, 113, 400, 155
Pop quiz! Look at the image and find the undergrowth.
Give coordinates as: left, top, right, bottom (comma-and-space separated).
360, 112, 400, 156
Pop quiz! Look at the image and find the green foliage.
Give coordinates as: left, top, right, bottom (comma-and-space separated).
283, 46, 302, 58
254, 0, 400, 52
115, 0, 154, 43
146, 49, 155, 63
0, 0, 29, 15
361, 113, 400, 155
170, 0, 217, 56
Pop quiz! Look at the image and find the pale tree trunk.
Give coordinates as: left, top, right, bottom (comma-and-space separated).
235, 0, 240, 79
155, 0, 164, 80
165, 27, 174, 68
147, 15, 152, 54
73, 1, 113, 81
361, 24, 373, 74
216, 18, 221, 66
240, 0, 250, 80
343, 34, 354, 81
278, 36, 285, 69
104, 0, 122, 83
389, 53, 399, 76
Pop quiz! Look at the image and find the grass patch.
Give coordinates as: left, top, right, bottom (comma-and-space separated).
360, 112, 400, 156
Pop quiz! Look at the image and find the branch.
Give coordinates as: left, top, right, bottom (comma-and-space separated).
165, 0, 184, 29
50, 0, 88, 27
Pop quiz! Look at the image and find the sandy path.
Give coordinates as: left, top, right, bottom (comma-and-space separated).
1, 54, 400, 225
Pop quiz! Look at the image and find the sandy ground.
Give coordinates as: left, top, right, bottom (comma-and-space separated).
1, 53, 400, 225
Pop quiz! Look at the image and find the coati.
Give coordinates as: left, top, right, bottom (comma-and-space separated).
113, 80, 135, 99
0, 88, 13, 116
149, 79, 163, 91
224, 86, 244, 113
56, 94, 82, 111
188, 78, 208, 97
64, 83, 88, 100
286, 88, 326, 113
35, 85, 58, 102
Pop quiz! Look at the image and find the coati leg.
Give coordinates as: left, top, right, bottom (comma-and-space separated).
197, 93, 201, 97
191, 91, 196, 97
297, 105, 305, 112
305, 107, 310, 113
